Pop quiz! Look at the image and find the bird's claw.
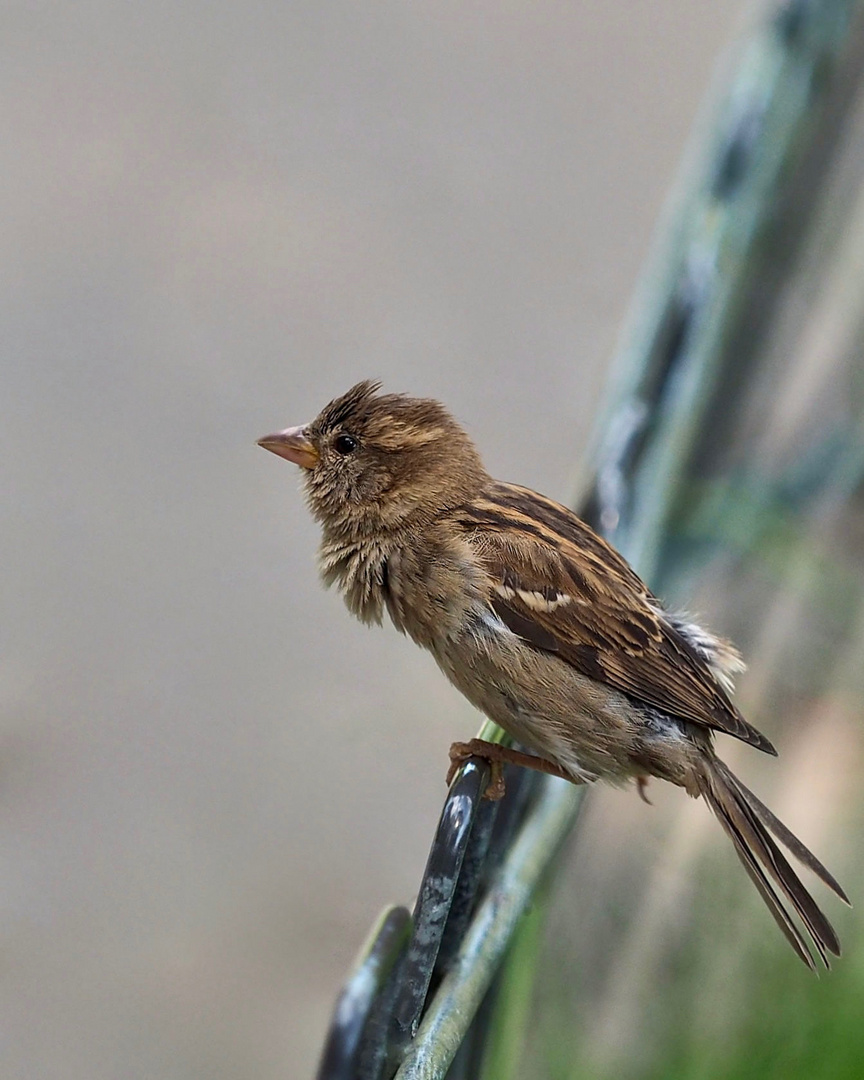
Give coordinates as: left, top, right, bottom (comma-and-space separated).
447, 740, 507, 800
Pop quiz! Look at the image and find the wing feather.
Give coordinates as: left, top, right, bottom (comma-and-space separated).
455, 481, 775, 754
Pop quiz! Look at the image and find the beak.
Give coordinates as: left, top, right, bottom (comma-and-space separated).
257, 425, 319, 469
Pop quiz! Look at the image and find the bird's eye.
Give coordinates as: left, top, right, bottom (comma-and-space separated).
334, 434, 358, 455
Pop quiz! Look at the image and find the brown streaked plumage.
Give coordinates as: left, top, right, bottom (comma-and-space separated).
259, 381, 849, 969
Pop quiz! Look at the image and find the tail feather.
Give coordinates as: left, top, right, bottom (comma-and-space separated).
728, 771, 850, 905
698, 758, 844, 970
718, 806, 818, 970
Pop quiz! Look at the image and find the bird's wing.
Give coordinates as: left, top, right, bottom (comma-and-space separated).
454, 481, 774, 754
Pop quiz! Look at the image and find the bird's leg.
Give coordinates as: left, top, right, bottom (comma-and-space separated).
636, 775, 653, 805
447, 738, 582, 801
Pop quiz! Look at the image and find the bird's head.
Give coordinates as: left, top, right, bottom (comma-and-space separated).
258, 381, 487, 536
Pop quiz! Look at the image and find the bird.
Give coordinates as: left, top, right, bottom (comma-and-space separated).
258, 379, 848, 969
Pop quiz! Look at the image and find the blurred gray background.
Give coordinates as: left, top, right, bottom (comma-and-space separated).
1, 4, 769, 1077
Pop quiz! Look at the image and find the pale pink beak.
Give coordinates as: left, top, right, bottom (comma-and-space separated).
257, 425, 319, 469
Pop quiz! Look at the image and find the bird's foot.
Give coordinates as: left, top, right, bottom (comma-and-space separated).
447, 738, 579, 801
636, 775, 653, 805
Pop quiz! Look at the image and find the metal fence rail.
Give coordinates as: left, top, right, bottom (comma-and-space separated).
315, 3, 864, 1077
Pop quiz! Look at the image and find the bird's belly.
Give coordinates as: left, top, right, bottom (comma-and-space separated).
430, 612, 698, 787
431, 621, 632, 784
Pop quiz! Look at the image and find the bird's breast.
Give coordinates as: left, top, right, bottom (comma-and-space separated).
381, 540, 485, 648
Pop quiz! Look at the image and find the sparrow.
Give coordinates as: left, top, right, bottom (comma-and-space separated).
258, 380, 848, 969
